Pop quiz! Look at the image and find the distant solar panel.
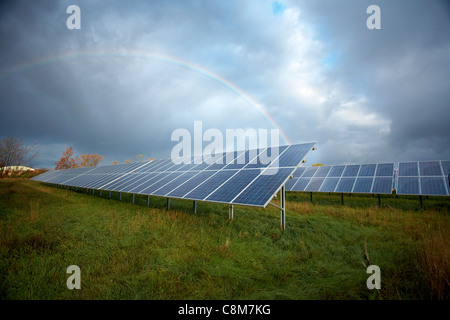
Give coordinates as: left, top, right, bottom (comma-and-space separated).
288, 163, 394, 194
397, 160, 449, 196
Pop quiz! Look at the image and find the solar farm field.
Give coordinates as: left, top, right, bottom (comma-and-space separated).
0, 178, 449, 300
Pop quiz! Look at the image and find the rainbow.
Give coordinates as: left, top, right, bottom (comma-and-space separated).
0, 48, 291, 144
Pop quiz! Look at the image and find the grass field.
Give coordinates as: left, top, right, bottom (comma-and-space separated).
0, 178, 449, 300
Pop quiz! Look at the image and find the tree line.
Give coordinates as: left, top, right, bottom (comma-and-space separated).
1, 137, 153, 173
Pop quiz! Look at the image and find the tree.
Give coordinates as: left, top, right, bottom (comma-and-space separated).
76, 154, 104, 167
0, 137, 40, 173
55, 147, 78, 170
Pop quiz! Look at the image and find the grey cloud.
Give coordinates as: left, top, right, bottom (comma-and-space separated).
1, 0, 449, 169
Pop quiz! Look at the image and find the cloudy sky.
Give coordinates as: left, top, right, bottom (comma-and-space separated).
1, 0, 449, 169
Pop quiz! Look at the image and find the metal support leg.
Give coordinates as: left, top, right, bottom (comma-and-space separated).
147, 195, 150, 206
100, 190, 102, 197
193, 201, 197, 214
419, 195, 423, 209
109, 191, 111, 199
167, 198, 170, 210
229, 205, 234, 220
132, 193, 135, 204
92, 189, 95, 195
310, 192, 313, 203
119, 192, 122, 201
341, 193, 344, 205
377, 194, 381, 207
281, 185, 286, 230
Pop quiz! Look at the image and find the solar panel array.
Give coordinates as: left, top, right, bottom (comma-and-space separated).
286, 163, 395, 194
397, 160, 450, 196
31, 143, 317, 207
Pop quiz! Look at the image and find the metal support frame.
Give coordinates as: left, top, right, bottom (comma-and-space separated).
268, 184, 286, 229
109, 191, 111, 199
377, 194, 381, 207
340, 193, 344, 205
167, 198, 171, 210
147, 195, 150, 206
99, 190, 102, 197
119, 192, 122, 201
229, 205, 234, 220
310, 192, 313, 203
280, 185, 286, 230
193, 201, 197, 214
132, 193, 135, 204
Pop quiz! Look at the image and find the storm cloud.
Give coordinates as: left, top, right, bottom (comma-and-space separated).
1, 0, 449, 168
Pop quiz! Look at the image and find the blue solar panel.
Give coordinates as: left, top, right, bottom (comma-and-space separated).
166, 170, 216, 198
319, 178, 339, 192
293, 167, 307, 177
288, 163, 394, 195
397, 160, 449, 196
152, 171, 198, 196
285, 177, 299, 190
397, 177, 420, 195
372, 177, 393, 194
139, 172, 184, 194
419, 161, 442, 176
232, 168, 293, 206
420, 177, 447, 196
206, 169, 261, 203
292, 178, 311, 191
184, 170, 237, 201
399, 162, 418, 177
358, 164, 376, 177
30, 142, 318, 207
442, 160, 450, 176
304, 177, 325, 192
328, 165, 345, 177
315, 166, 331, 177
127, 172, 167, 193
376, 163, 394, 177
353, 177, 374, 193
335, 177, 356, 193
272, 143, 315, 167
343, 165, 360, 177
302, 167, 318, 178
121, 173, 159, 192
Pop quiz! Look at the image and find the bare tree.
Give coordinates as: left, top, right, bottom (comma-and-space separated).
0, 137, 40, 173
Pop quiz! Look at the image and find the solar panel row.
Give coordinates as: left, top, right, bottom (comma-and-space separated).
287, 163, 395, 194
31, 143, 317, 208
397, 160, 450, 196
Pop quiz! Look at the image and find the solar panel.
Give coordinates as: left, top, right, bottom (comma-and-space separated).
319, 177, 339, 192
294, 178, 311, 192
358, 164, 376, 177
304, 177, 325, 192
372, 177, 393, 194
32, 143, 317, 209
397, 160, 449, 196
335, 177, 356, 193
397, 177, 420, 195
288, 163, 394, 194
353, 177, 374, 193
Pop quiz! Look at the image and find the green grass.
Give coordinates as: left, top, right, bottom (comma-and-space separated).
0, 179, 449, 300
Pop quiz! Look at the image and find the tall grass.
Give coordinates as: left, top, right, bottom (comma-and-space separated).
0, 178, 448, 300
